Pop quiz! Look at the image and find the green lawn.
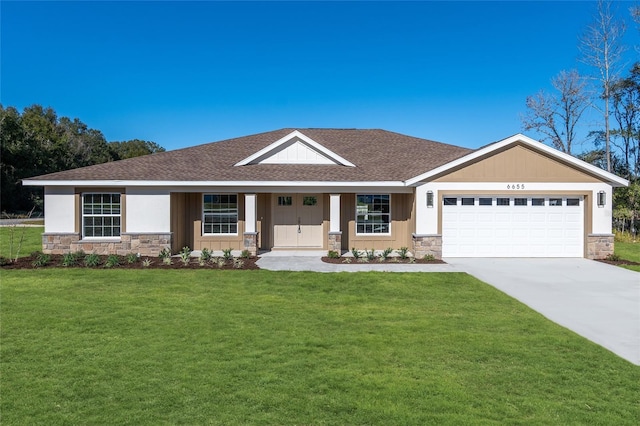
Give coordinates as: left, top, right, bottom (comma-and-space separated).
615, 241, 640, 272
0, 226, 43, 259
2, 270, 638, 425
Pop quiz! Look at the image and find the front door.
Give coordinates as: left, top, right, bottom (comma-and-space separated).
273, 194, 323, 248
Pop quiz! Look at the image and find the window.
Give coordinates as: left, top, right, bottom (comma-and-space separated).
496, 198, 510, 206
532, 198, 545, 206
303, 196, 317, 206
443, 197, 457, 206
83, 193, 121, 238
203, 194, 238, 234
567, 198, 580, 206
278, 196, 292, 206
514, 198, 527, 206
479, 198, 492, 206
356, 194, 390, 234
461, 198, 474, 206
549, 198, 562, 206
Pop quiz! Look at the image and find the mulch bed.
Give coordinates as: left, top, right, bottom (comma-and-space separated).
595, 258, 640, 266
321, 257, 446, 264
1, 254, 260, 270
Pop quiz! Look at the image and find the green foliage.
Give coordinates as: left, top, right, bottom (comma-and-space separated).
350, 247, 361, 259
214, 257, 226, 268
342, 257, 352, 263
199, 248, 212, 262
179, 246, 192, 265
423, 254, 436, 261
240, 249, 251, 259
3, 270, 638, 425
126, 253, 139, 264
162, 257, 173, 266
222, 248, 233, 261
158, 248, 171, 260
381, 247, 393, 260
84, 253, 101, 267
0, 256, 9, 266
365, 248, 376, 261
327, 250, 340, 259
233, 258, 245, 269
104, 255, 120, 268
62, 252, 80, 267
398, 247, 410, 259
107, 139, 165, 161
141, 258, 152, 268
31, 252, 50, 268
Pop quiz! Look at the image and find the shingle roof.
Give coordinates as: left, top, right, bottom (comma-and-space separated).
27, 128, 473, 182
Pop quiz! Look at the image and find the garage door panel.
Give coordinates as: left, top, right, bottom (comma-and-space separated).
442, 196, 583, 257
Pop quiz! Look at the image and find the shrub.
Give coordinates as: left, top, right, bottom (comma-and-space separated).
606, 253, 621, 261
32, 253, 51, 268
141, 258, 152, 268
381, 247, 393, 260
222, 248, 233, 261
179, 246, 192, 265
365, 248, 376, 261
327, 250, 340, 259
62, 252, 80, 267
342, 257, 352, 264
200, 248, 212, 262
0, 256, 10, 266
423, 254, 436, 261
214, 257, 226, 268
158, 248, 171, 260
233, 258, 244, 269
162, 257, 173, 266
84, 253, 100, 267
240, 249, 251, 259
104, 255, 121, 268
351, 248, 361, 259
126, 253, 139, 264
398, 247, 410, 259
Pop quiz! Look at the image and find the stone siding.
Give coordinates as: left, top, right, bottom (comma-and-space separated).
41, 232, 172, 257
328, 232, 342, 253
586, 234, 614, 259
412, 234, 442, 259
243, 232, 258, 256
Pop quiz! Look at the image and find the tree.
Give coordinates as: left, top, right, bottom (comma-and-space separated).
611, 63, 640, 178
522, 70, 589, 155
579, 0, 627, 172
108, 139, 165, 160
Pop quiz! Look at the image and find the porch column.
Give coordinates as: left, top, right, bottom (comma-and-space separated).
328, 194, 342, 253
243, 193, 258, 255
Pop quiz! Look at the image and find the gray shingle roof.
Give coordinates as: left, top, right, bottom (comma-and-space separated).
27, 128, 473, 182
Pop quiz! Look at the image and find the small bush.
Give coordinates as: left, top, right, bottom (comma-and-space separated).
240, 249, 251, 259
214, 257, 226, 268
398, 247, 410, 259
179, 246, 192, 265
423, 254, 436, 261
141, 258, 152, 268
62, 252, 80, 267
342, 257, 352, 264
0, 256, 10, 266
126, 253, 139, 264
606, 253, 621, 261
357, 257, 369, 263
200, 248, 212, 262
32, 253, 51, 268
381, 247, 393, 260
104, 255, 121, 268
365, 248, 376, 261
327, 250, 340, 259
351, 248, 361, 259
163, 257, 173, 266
222, 248, 233, 260
84, 253, 100, 267
158, 248, 171, 260
233, 258, 244, 269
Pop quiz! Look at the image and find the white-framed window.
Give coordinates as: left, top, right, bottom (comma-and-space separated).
82, 193, 121, 238
203, 194, 238, 235
356, 194, 390, 234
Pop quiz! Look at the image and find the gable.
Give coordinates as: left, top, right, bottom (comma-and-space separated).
234, 130, 356, 167
434, 144, 601, 183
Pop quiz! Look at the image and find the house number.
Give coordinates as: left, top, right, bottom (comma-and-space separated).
507, 184, 525, 189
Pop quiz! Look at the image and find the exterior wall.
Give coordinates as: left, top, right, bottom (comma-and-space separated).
41, 232, 171, 256
44, 187, 76, 233
586, 234, 614, 259
342, 193, 414, 251
126, 188, 171, 233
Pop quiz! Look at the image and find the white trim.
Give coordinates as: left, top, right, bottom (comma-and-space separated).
405, 133, 629, 187
24, 180, 405, 188
234, 130, 356, 167
81, 192, 122, 238
245, 193, 257, 234
355, 193, 392, 236
329, 194, 341, 233
202, 193, 239, 236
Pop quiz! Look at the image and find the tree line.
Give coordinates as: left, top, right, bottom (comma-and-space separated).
522, 0, 640, 235
1, 104, 165, 214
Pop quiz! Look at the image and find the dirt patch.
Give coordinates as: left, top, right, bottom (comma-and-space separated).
1, 254, 260, 270
321, 257, 446, 265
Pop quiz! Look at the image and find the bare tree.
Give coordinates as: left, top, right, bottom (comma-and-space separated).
522, 70, 589, 155
579, 0, 627, 172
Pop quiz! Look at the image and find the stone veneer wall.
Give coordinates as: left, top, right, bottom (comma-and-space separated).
586, 234, 614, 259
412, 234, 442, 259
42, 232, 172, 257
243, 232, 258, 256
328, 232, 342, 253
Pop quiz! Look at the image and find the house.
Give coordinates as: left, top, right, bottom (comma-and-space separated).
23, 128, 628, 259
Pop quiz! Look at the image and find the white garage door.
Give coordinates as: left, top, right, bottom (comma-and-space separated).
442, 196, 584, 257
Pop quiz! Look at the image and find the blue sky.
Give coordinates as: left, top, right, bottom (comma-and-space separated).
2, 1, 639, 151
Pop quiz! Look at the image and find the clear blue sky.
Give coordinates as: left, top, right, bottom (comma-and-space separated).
2, 1, 638, 151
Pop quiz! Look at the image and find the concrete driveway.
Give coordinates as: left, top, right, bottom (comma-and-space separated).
445, 258, 640, 365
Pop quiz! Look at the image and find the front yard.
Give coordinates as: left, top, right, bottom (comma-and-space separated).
1, 269, 638, 424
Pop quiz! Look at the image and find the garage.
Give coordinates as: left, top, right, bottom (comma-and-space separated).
442, 195, 584, 257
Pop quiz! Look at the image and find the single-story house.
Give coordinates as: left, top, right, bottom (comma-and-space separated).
23, 128, 628, 259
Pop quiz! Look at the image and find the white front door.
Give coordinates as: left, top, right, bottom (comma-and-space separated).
273, 194, 324, 248
442, 195, 584, 257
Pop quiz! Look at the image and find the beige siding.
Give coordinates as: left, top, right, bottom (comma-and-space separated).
343, 193, 414, 251
434, 145, 601, 183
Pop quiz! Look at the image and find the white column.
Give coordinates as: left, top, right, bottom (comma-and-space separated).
330, 194, 341, 232
244, 193, 257, 233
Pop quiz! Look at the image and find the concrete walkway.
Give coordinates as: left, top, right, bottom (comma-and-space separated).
445, 258, 640, 366
257, 253, 640, 365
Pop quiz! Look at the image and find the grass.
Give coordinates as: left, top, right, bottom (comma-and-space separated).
2, 270, 638, 425
0, 226, 44, 259
614, 241, 640, 272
